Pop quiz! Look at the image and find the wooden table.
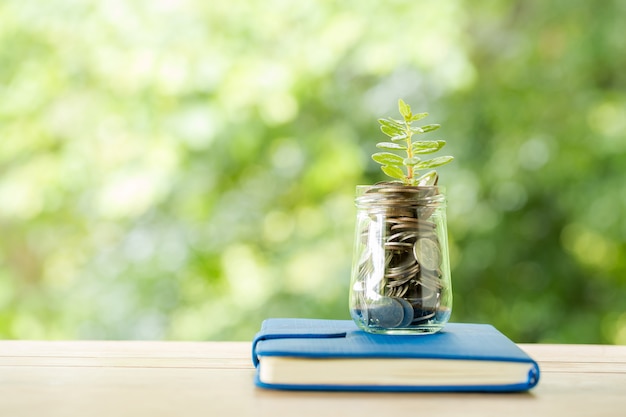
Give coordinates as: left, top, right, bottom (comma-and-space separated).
0, 341, 624, 417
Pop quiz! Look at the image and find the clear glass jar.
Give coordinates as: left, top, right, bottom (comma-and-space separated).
349, 184, 452, 335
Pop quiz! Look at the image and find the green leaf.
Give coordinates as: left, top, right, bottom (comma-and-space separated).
380, 124, 404, 138
372, 152, 404, 166
417, 124, 441, 133
412, 140, 446, 154
389, 133, 409, 142
398, 99, 412, 119
409, 112, 428, 122
378, 118, 404, 130
415, 155, 454, 170
403, 156, 421, 166
381, 165, 406, 180
416, 170, 439, 186
376, 142, 407, 151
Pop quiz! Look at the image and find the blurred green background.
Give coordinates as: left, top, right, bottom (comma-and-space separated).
1, 0, 625, 343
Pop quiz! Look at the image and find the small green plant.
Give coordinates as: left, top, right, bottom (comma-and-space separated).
372, 99, 453, 186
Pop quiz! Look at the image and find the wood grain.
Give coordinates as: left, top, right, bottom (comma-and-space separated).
0, 342, 624, 417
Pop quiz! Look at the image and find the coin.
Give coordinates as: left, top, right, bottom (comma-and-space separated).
385, 268, 419, 290
395, 297, 415, 327
386, 231, 412, 243
386, 261, 419, 278
417, 269, 443, 290
411, 310, 436, 324
393, 284, 409, 298
384, 241, 413, 251
413, 238, 441, 271
366, 297, 406, 328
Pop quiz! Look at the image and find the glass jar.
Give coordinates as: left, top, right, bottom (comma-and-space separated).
349, 183, 452, 335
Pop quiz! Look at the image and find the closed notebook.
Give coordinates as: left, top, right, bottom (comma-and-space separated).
252, 318, 540, 392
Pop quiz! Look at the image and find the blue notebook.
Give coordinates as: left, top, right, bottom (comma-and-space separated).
252, 318, 540, 392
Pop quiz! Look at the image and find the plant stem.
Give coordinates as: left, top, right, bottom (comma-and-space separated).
404, 119, 414, 184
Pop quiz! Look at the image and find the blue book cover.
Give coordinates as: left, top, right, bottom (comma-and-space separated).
252, 318, 540, 392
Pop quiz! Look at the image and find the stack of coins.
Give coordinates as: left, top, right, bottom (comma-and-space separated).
355, 182, 445, 328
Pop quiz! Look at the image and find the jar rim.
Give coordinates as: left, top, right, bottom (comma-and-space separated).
355, 183, 446, 208
355, 183, 444, 191
355, 184, 446, 195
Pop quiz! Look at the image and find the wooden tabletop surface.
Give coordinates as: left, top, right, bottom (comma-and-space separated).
0, 341, 625, 417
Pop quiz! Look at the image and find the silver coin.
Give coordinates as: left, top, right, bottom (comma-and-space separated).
417, 269, 443, 290
366, 297, 406, 328
413, 238, 441, 271
386, 261, 419, 278
386, 231, 412, 242
394, 297, 415, 327
394, 284, 409, 298
384, 241, 413, 251
385, 268, 416, 284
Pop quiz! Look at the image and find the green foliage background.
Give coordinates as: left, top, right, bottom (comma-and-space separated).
1, 0, 625, 343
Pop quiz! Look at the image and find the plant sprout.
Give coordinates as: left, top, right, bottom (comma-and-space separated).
372, 99, 453, 186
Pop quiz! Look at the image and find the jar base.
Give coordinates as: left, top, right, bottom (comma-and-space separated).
361, 326, 445, 335
350, 304, 451, 335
